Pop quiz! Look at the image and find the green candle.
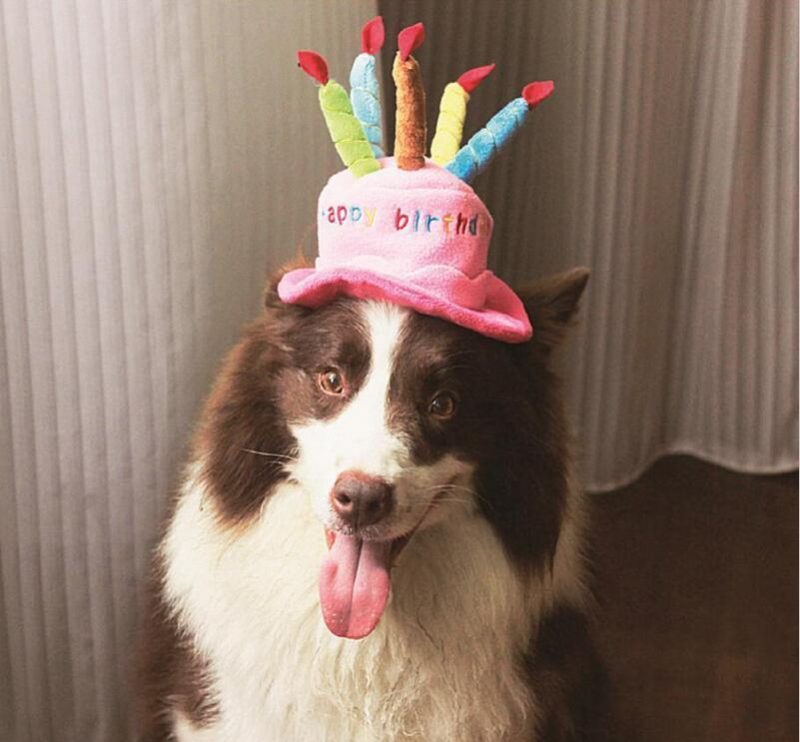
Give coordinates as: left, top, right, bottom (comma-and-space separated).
298, 50, 379, 178
319, 80, 380, 178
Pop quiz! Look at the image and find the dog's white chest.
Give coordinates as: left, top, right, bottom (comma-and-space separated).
164, 479, 537, 741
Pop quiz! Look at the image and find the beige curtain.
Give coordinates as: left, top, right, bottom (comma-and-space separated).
0, 1, 375, 739
0, 1, 796, 739
380, 0, 798, 490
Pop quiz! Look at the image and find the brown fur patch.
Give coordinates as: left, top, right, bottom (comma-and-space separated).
383, 268, 590, 571
135, 557, 218, 741
523, 605, 614, 741
386, 313, 565, 568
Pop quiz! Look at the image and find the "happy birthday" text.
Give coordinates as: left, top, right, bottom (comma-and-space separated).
321, 205, 489, 236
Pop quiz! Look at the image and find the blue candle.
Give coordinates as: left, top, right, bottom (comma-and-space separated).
349, 16, 385, 158
350, 54, 383, 157
445, 80, 554, 183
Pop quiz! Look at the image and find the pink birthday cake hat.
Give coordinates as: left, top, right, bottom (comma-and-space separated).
278, 18, 554, 343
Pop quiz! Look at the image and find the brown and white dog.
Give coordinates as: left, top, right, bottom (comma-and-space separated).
137, 265, 610, 741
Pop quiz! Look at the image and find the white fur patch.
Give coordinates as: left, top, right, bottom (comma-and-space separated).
164, 472, 544, 741
173, 710, 217, 741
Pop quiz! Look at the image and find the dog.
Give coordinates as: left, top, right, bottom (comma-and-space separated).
136, 265, 610, 741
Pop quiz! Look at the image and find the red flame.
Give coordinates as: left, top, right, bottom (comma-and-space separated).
457, 63, 496, 94
297, 50, 329, 85
361, 16, 385, 55
522, 80, 555, 108
398, 22, 425, 61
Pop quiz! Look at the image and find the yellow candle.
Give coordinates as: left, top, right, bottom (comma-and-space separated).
431, 64, 495, 165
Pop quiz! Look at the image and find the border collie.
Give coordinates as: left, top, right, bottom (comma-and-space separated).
137, 266, 610, 741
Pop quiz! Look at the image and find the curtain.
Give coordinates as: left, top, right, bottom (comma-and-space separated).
0, 1, 375, 739
380, 0, 798, 490
0, 1, 796, 740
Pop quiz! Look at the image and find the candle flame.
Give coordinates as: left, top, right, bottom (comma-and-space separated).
297, 50, 329, 86
361, 16, 385, 55
522, 81, 555, 108
457, 63, 496, 94
398, 22, 425, 61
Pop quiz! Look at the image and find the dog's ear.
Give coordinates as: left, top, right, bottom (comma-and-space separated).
260, 259, 313, 350
263, 256, 311, 312
517, 267, 590, 354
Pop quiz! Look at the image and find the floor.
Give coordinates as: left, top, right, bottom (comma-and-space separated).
591, 455, 797, 742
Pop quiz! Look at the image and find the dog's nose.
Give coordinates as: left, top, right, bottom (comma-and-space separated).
331, 471, 394, 529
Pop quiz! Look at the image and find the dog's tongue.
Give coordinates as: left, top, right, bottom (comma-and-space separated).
319, 534, 391, 639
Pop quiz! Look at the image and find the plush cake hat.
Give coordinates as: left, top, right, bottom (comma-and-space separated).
278, 18, 554, 343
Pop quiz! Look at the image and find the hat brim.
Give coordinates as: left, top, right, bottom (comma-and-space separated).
277, 267, 532, 343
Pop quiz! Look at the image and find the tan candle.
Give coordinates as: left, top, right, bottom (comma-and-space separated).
393, 23, 426, 171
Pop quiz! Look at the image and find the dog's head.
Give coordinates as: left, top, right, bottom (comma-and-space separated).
196, 266, 588, 638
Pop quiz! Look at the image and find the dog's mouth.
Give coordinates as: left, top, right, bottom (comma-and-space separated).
318, 497, 438, 640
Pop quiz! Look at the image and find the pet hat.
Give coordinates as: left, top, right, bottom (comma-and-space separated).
277, 18, 554, 343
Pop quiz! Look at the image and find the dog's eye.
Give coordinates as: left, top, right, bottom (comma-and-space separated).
318, 368, 345, 396
429, 391, 457, 419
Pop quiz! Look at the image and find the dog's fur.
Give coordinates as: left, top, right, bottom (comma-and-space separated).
136, 266, 611, 741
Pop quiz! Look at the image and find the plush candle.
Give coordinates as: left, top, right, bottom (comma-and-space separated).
445, 80, 554, 183
350, 16, 385, 158
297, 50, 380, 178
393, 23, 426, 171
430, 63, 495, 165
